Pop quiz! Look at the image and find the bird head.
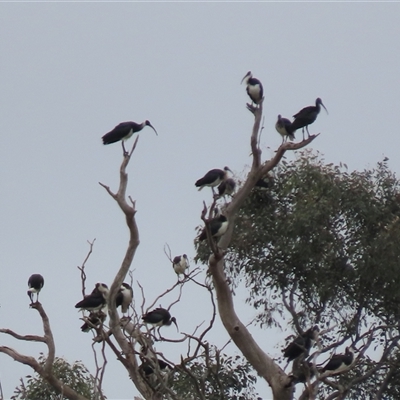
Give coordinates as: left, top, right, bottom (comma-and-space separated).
95, 283, 109, 297
171, 317, 179, 331
145, 120, 158, 135
277, 114, 282, 121
241, 71, 252, 84
316, 98, 328, 114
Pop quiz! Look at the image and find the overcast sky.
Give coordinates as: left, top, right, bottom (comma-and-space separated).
1, 3, 400, 400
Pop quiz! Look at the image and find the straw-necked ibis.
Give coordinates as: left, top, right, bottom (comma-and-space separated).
321, 347, 355, 374
198, 215, 229, 241
75, 283, 109, 312
289, 362, 315, 385
283, 326, 319, 362
142, 307, 178, 331
291, 98, 328, 139
102, 120, 158, 153
116, 283, 133, 314
140, 359, 172, 376
172, 254, 189, 276
80, 311, 107, 332
241, 71, 264, 105
195, 167, 231, 192
275, 115, 295, 143
27, 274, 44, 303
218, 178, 236, 197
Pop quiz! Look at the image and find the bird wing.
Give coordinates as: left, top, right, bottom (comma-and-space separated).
102, 122, 132, 144
195, 169, 224, 187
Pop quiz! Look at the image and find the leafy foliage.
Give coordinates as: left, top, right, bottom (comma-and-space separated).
171, 349, 258, 400
224, 151, 400, 328
11, 354, 104, 400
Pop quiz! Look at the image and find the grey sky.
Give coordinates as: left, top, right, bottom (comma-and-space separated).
1, 3, 400, 399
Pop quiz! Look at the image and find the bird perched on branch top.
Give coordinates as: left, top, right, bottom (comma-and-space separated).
102, 120, 158, 154
27, 274, 44, 303
291, 98, 328, 140
241, 71, 264, 106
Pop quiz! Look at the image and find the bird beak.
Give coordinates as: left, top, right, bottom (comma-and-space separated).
149, 123, 158, 136
321, 102, 328, 115
173, 319, 179, 332
240, 71, 251, 84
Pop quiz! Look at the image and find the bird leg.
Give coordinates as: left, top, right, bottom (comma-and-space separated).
306, 126, 310, 138
121, 141, 128, 157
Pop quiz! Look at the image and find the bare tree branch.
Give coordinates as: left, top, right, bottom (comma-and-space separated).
204, 102, 319, 400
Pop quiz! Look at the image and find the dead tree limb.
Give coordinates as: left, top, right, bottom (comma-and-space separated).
0, 302, 89, 400
206, 102, 319, 400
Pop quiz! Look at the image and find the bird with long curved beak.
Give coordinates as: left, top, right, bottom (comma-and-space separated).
102, 120, 158, 154
291, 98, 328, 140
142, 307, 179, 338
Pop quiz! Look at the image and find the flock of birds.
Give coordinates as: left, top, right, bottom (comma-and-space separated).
241, 71, 328, 142
23, 71, 339, 384
283, 325, 356, 383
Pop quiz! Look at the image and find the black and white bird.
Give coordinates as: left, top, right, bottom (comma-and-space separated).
283, 326, 319, 363
275, 115, 295, 143
142, 307, 178, 331
116, 283, 133, 314
27, 274, 44, 303
172, 254, 189, 276
80, 311, 107, 332
241, 71, 264, 105
75, 283, 109, 312
291, 98, 328, 139
198, 215, 229, 241
195, 167, 232, 192
102, 120, 158, 153
140, 359, 172, 376
321, 347, 355, 374
218, 178, 236, 198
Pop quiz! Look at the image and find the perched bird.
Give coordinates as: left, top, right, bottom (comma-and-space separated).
102, 120, 158, 153
75, 283, 109, 312
283, 326, 319, 363
172, 254, 189, 276
195, 167, 231, 192
27, 274, 44, 303
140, 359, 172, 376
288, 362, 315, 386
142, 307, 178, 331
241, 71, 264, 105
218, 178, 236, 197
198, 215, 229, 241
116, 283, 133, 314
80, 311, 107, 332
275, 115, 295, 143
291, 98, 328, 139
321, 347, 355, 374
